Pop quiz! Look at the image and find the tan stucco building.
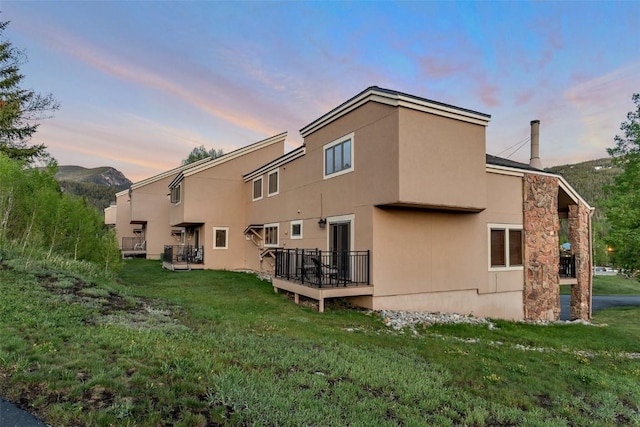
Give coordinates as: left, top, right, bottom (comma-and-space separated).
108, 87, 593, 321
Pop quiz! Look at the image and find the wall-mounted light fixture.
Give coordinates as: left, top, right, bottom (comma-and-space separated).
318, 218, 327, 229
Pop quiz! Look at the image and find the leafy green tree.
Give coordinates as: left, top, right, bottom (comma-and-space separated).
0, 21, 59, 163
605, 93, 640, 272
0, 153, 121, 272
182, 145, 223, 165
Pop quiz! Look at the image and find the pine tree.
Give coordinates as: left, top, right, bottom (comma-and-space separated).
0, 20, 59, 163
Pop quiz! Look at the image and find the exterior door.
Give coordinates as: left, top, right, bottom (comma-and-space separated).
329, 222, 350, 281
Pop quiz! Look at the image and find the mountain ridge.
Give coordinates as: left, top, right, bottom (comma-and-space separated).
54, 165, 132, 211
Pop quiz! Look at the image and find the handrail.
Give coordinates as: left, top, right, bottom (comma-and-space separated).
274, 248, 370, 288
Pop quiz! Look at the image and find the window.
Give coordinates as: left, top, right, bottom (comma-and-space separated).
264, 223, 279, 247
324, 133, 354, 179
290, 220, 303, 239
213, 227, 228, 249
489, 225, 523, 269
170, 184, 181, 204
268, 170, 279, 196
252, 177, 263, 201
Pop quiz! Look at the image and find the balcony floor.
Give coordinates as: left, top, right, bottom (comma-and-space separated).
272, 277, 373, 312
162, 261, 205, 271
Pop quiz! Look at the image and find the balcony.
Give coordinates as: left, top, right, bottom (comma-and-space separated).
559, 254, 577, 285
121, 236, 146, 258
162, 245, 205, 271
273, 249, 372, 312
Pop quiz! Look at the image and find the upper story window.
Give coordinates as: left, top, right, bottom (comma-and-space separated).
290, 220, 303, 239
268, 169, 279, 196
264, 223, 279, 247
489, 224, 523, 269
324, 132, 354, 179
170, 184, 181, 204
252, 177, 263, 201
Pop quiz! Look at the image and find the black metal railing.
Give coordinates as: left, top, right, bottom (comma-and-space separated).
122, 237, 145, 251
559, 255, 576, 278
163, 245, 204, 265
274, 248, 370, 288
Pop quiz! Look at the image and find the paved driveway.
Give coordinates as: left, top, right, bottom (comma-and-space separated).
560, 295, 640, 320
0, 397, 49, 427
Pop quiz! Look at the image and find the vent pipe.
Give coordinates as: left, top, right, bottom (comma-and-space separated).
529, 120, 542, 169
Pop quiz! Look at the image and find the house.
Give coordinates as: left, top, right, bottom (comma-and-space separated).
165, 133, 286, 270
109, 86, 593, 321
110, 157, 213, 260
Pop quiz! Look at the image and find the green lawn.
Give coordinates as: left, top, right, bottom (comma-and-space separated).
1, 258, 639, 426
561, 274, 640, 295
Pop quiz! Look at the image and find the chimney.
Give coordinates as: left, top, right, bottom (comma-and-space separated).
529, 120, 542, 169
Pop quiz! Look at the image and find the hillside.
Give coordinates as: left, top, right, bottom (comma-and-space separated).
56, 165, 132, 190
55, 165, 132, 211
546, 158, 619, 216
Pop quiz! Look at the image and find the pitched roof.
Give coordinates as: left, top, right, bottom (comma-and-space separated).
169, 132, 287, 188
485, 154, 542, 172
300, 86, 491, 138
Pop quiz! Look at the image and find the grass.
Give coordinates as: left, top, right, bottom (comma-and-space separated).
561, 274, 640, 295
1, 257, 639, 426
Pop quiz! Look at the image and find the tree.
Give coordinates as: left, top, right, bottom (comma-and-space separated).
605, 93, 640, 272
182, 145, 223, 165
0, 20, 59, 163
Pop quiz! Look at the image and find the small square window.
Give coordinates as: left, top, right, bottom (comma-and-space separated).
290, 220, 303, 239
213, 227, 228, 249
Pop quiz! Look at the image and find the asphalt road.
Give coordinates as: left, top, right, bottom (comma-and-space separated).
560, 294, 640, 320
2, 295, 639, 426
0, 397, 49, 427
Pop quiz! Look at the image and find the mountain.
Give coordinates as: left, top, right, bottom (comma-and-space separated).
55, 166, 132, 211
56, 165, 132, 191
546, 158, 619, 216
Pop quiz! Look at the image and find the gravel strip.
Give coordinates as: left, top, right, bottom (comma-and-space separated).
372, 310, 599, 330
374, 310, 496, 330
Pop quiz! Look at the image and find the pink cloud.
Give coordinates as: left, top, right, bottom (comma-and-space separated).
419, 56, 467, 79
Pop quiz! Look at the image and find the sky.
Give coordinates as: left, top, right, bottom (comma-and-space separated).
2, 1, 639, 182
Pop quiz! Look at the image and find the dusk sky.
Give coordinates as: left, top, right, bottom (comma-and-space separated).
3, 1, 639, 182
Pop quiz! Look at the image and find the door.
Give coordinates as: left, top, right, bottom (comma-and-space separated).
329, 222, 350, 281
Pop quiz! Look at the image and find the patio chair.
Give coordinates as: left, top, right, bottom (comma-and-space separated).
311, 257, 338, 286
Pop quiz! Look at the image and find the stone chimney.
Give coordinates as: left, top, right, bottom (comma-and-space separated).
529, 120, 542, 169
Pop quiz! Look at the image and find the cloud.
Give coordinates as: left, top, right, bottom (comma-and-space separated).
563, 62, 640, 152
419, 57, 467, 79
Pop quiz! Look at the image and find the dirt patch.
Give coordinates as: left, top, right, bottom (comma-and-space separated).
37, 273, 187, 332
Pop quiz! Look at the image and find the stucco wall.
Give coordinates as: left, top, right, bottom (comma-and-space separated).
398, 108, 487, 211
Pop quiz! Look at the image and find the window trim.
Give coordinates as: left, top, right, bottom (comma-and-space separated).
290, 220, 303, 240
252, 176, 263, 201
323, 132, 354, 180
267, 169, 279, 197
213, 227, 229, 250
488, 223, 523, 271
264, 223, 279, 248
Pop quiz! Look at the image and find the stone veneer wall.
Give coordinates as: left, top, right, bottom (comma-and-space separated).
523, 174, 560, 320
569, 203, 592, 320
